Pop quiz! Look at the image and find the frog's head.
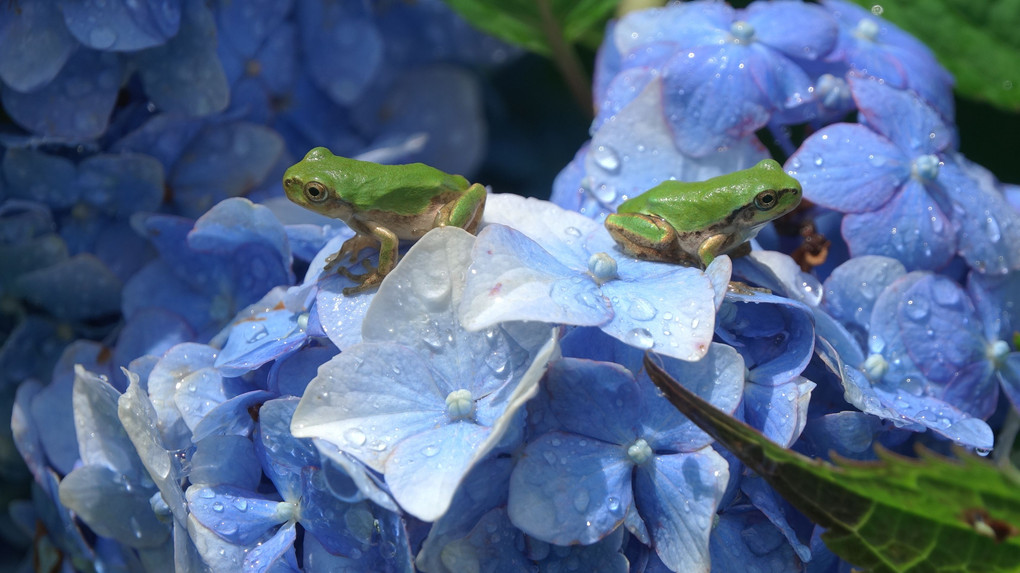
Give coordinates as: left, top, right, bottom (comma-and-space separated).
738, 159, 802, 226
282, 147, 354, 221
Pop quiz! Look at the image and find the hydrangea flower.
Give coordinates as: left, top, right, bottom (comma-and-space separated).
509, 348, 743, 572
461, 193, 729, 362
598, 0, 838, 157
788, 77, 1020, 274
292, 228, 557, 521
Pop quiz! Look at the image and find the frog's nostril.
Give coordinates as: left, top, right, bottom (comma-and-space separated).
284, 178, 293, 186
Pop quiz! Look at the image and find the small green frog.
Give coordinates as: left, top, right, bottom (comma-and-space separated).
604, 159, 802, 268
283, 147, 487, 294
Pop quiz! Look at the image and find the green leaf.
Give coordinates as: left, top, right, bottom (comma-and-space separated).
441, 0, 618, 55
644, 353, 1020, 573
850, 0, 1020, 111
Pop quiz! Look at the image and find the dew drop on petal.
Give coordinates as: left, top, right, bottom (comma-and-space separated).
902, 297, 930, 321
930, 278, 960, 307
626, 328, 655, 349
212, 501, 224, 513
591, 145, 621, 174
343, 428, 367, 447
573, 488, 590, 512
627, 297, 657, 321
421, 443, 440, 457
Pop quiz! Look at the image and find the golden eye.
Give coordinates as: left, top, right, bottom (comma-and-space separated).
754, 190, 777, 210
304, 181, 329, 203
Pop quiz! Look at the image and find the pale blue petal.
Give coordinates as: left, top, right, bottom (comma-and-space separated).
133, 0, 228, 117
867, 272, 929, 386
786, 123, 908, 213
709, 506, 803, 573
186, 485, 285, 545
1, 148, 78, 208
173, 364, 230, 432
601, 264, 718, 361
662, 44, 771, 157
642, 344, 746, 450
895, 274, 987, 387
0, 2, 77, 92
297, 0, 381, 105
822, 255, 906, 334
559, 327, 645, 374
538, 359, 643, 445
169, 124, 284, 217
967, 270, 1020, 342
941, 157, 1020, 275
215, 308, 308, 377
416, 457, 514, 573
119, 371, 189, 523
58, 464, 168, 548
190, 435, 261, 490
745, 1, 837, 60
12, 381, 46, 483
191, 389, 275, 442
268, 345, 336, 398
146, 342, 216, 449
871, 385, 993, 450
71, 365, 138, 472
385, 423, 494, 521
188, 514, 248, 571
1, 48, 122, 139
842, 180, 955, 270
313, 441, 400, 512
850, 77, 953, 156
716, 292, 815, 386
508, 432, 632, 545
256, 398, 318, 501
460, 223, 611, 329
480, 193, 602, 263
743, 377, 815, 448
291, 343, 447, 472
77, 152, 165, 214
244, 521, 297, 573
740, 475, 812, 562
633, 449, 728, 573
16, 254, 122, 321
62, 0, 181, 51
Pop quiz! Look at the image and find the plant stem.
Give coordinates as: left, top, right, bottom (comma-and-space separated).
535, 0, 593, 118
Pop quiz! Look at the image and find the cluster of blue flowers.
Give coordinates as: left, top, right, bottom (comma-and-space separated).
3, 0, 1019, 572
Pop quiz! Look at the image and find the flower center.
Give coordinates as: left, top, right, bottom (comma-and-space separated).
853, 18, 879, 42
587, 252, 619, 283
730, 20, 755, 44
446, 389, 475, 421
626, 438, 653, 465
987, 339, 1010, 366
911, 154, 940, 182
863, 353, 889, 381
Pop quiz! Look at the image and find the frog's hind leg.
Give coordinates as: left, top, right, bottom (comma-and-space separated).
605, 213, 686, 264
436, 183, 487, 233
324, 234, 378, 272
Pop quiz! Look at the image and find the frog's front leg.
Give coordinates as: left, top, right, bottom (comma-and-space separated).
605, 213, 687, 264
324, 233, 378, 272
435, 183, 487, 233
337, 222, 399, 295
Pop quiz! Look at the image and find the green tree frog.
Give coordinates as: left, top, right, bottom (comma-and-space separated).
604, 159, 802, 268
283, 147, 487, 294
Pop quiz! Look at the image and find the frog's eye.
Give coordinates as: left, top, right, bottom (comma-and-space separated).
304, 181, 330, 203
754, 190, 777, 210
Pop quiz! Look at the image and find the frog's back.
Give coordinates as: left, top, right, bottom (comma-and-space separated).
336, 160, 469, 214
615, 180, 738, 232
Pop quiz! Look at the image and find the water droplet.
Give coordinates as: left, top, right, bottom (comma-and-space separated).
421, 443, 440, 457
232, 498, 248, 512
212, 501, 224, 512
89, 27, 117, 49
565, 226, 582, 237
246, 325, 269, 343
813, 155, 824, 167
607, 496, 621, 511
592, 145, 621, 173
627, 297, 657, 321
984, 213, 1001, 242
930, 278, 960, 307
902, 297, 930, 320
343, 428, 367, 447
573, 489, 590, 512
626, 328, 655, 349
